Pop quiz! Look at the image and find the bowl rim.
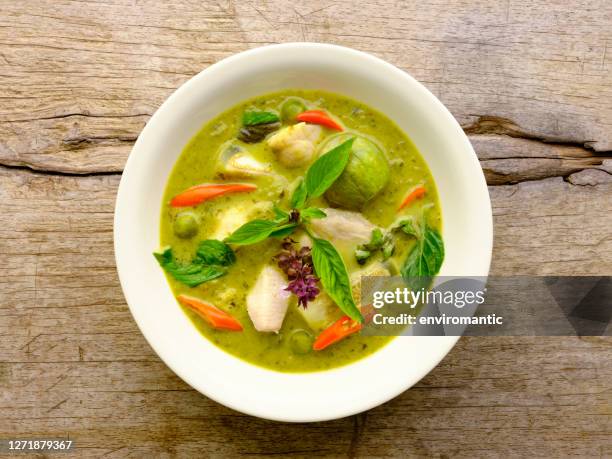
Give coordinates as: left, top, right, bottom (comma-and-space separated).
114, 42, 493, 422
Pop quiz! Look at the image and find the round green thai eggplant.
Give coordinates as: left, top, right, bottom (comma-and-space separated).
173, 211, 199, 239
280, 97, 307, 123
322, 134, 390, 209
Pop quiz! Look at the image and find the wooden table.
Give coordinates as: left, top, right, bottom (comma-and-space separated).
1, 1, 610, 457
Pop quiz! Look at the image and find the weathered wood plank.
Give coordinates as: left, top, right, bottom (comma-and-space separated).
468, 117, 612, 185
1, 337, 609, 457
0, 0, 246, 173
0, 168, 610, 457
490, 176, 612, 275
1, 1, 611, 457
1, 0, 611, 174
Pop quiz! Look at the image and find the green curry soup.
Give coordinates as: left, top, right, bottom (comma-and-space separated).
158, 89, 442, 372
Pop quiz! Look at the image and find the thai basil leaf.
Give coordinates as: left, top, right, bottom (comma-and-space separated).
305, 138, 354, 198
154, 246, 226, 287
224, 219, 278, 245
224, 219, 295, 245
242, 110, 280, 126
311, 237, 363, 323
269, 223, 299, 239
167, 264, 226, 287
290, 179, 308, 209
273, 205, 289, 222
401, 225, 444, 290
195, 240, 236, 266
300, 207, 327, 220
153, 246, 174, 266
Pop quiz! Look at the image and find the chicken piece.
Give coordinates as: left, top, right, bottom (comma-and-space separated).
217, 142, 271, 179
211, 207, 248, 240
309, 208, 377, 244
247, 266, 291, 332
267, 122, 322, 168
222, 152, 271, 178
211, 201, 273, 240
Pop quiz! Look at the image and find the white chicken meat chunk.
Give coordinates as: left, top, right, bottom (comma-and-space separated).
247, 266, 291, 332
267, 122, 322, 168
222, 152, 271, 178
217, 142, 272, 179
211, 201, 272, 240
309, 208, 377, 244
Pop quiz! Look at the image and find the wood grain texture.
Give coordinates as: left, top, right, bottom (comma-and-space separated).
1, 0, 612, 175
1, 0, 611, 457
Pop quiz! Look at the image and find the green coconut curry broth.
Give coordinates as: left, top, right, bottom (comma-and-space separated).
159, 89, 441, 372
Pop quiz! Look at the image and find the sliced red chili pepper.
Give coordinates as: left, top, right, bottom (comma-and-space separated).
296, 110, 344, 131
313, 315, 362, 351
398, 185, 426, 211
177, 295, 243, 331
170, 183, 257, 208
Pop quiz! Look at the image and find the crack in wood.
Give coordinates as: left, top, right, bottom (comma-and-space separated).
348, 411, 368, 458
0, 115, 611, 185
62, 134, 139, 146
46, 397, 68, 413
3, 112, 152, 124
0, 162, 123, 177
464, 115, 610, 154
46, 374, 67, 391
563, 168, 612, 186
1, 148, 609, 187
20, 333, 42, 354
483, 164, 612, 186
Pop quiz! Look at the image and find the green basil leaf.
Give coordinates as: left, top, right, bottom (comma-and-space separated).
154, 247, 226, 287
195, 240, 236, 266
300, 207, 327, 220
168, 264, 226, 287
290, 179, 308, 209
153, 246, 173, 266
311, 237, 363, 323
224, 219, 281, 245
305, 138, 354, 198
269, 223, 299, 238
273, 205, 289, 222
242, 110, 280, 126
400, 225, 444, 290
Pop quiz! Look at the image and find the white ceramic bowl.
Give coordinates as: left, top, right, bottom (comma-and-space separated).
114, 43, 492, 422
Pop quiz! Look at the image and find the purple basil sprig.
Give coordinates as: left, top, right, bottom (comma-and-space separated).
276, 239, 320, 308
